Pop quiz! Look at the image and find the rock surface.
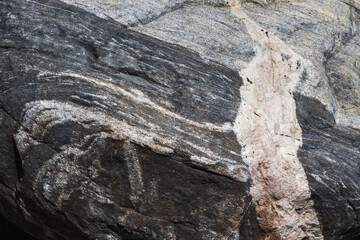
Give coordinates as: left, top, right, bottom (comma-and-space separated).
0, 0, 360, 239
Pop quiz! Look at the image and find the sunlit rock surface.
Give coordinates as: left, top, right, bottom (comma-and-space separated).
0, 0, 359, 239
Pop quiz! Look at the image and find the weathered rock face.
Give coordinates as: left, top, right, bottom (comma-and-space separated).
0, 0, 359, 239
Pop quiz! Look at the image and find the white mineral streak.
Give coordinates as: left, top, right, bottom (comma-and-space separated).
34, 146, 115, 206
22, 99, 175, 154
36, 71, 233, 133
21, 98, 248, 182
123, 140, 144, 208
229, 1, 323, 239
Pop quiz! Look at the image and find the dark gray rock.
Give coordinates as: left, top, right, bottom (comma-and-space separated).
0, 0, 255, 239
1, 0, 360, 239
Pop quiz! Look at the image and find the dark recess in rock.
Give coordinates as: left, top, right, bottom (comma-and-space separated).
0, 213, 39, 240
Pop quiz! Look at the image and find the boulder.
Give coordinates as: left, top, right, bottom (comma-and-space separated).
0, 0, 359, 239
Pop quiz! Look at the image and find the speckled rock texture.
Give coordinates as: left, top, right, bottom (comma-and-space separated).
0, 0, 359, 239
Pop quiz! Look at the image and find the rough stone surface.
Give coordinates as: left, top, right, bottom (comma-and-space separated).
1, 0, 360, 239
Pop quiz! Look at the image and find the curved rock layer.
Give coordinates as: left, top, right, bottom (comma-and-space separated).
0, 0, 360, 240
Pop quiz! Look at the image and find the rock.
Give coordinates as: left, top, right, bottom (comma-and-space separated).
0, 0, 359, 239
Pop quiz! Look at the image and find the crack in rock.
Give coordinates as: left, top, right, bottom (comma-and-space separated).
229, 1, 324, 239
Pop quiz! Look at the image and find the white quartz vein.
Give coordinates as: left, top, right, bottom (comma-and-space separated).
229, 1, 324, 239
